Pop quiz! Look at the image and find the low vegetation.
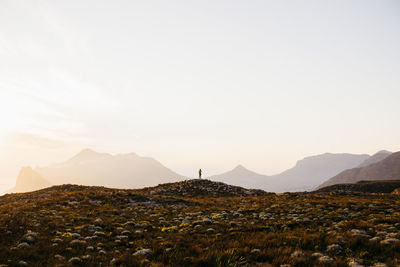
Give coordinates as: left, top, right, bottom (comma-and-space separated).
315, 180, 400, 194
0, 180, 399, 266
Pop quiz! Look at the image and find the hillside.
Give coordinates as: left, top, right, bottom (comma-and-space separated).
8, 167, 52, 193
317, 151, 400, 189
137, 178, 269, 197
315, 180, 400, 194
357, 150, 391, 168
209, 153, 369, 192
0, 180, 399, 266
34, 149, 187, 190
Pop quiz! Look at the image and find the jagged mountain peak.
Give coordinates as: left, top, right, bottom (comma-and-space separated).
9, 166, 52, 193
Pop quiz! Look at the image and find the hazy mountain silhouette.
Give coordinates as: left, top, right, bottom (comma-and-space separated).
209, 153, 369, 192
33, 149, 187, 189
317, 151, 400, 189
209, 165, 269, 190
9, 167, 52, 193
11, 149, 385, 193
357, 150, 391, 167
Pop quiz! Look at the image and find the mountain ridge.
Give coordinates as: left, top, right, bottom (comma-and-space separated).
209, 153, 369, 192
357, 150, 391, 168
9, 149, 187, 193
316, 151, 400, 189
10, 149, 395, 194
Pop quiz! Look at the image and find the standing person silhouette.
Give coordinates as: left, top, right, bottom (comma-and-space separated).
198, 169, 202, 179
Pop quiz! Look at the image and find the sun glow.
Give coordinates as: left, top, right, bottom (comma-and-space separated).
0, 89, 21, 135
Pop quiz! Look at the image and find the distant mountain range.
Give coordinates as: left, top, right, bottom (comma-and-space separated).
209, 153, 370, 192
9, 148, 398, 194
317, 151, 399, 189
10, 149, 186, 193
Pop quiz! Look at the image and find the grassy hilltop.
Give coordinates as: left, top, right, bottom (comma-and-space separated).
0, 179, 399, 266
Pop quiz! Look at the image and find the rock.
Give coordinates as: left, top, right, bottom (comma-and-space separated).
71, 233, 81, 239
68, 257, 81, 265
85, 225, 96, 232
94, 231, 106, 237
373, 263, 387, 267
94, 218, 103, 224
251, 248, 260, 253
348, 258, 364, 267
291, 250, 305, 258
124, 221, 135, 226
23, 232, 38, 243
82, 255, 91, 260
202, 218, 213, 224
380, 238, 400, 245
376, 231, 387, 237
311, 252, 324, 258
110, 258, 121, 266
369, 236, 382, 243
121, 230, 131, 235
17, 261, 28, 267
351, 229, 371, 238
318, 256, 333, 264
326, 244, 342, 254
391, 188, 400, 195
387, 232, 400, 239
206, 228, 215, 233
115, 235, 128, 240
133, 248, 153, 257
17, 242, 30, 249
54, 254, 65, 261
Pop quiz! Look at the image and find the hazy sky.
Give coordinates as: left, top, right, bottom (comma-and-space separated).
1, 0, 400, 191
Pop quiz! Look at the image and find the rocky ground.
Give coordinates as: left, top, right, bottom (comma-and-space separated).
0, 180, 399, 266
315, 180, 400, 194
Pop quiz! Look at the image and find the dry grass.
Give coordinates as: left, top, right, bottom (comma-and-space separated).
0, 182, 399, 266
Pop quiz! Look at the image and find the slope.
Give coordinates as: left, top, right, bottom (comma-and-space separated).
317, 151, 400, 189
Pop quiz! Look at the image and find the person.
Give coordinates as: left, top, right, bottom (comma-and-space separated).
198, 168, 202, 179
